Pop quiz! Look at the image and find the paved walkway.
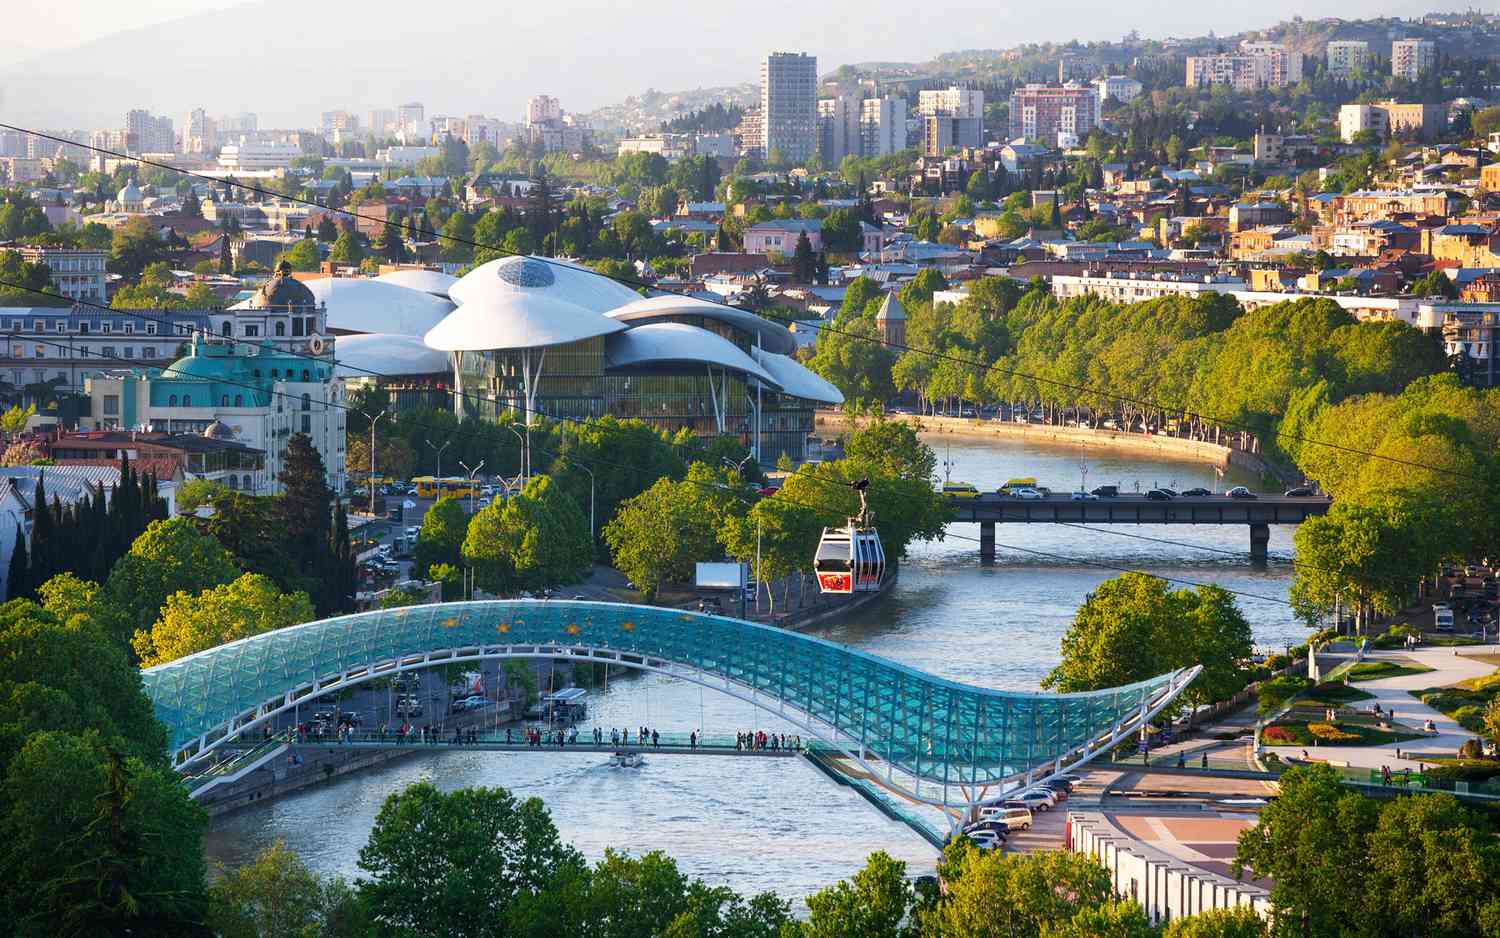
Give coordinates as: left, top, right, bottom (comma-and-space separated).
1262, 646, 1494, 771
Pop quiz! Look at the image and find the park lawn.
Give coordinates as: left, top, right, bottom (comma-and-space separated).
1302, 682, 1374, 706
1411, 667, 1500, 734
1346, 660, 1436, 682
1263, 719, 1422, 747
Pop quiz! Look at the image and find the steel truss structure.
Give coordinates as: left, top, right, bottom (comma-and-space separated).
143, 601, 1199, 811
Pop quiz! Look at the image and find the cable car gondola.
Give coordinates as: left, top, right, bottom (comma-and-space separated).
814, 479, 886, 594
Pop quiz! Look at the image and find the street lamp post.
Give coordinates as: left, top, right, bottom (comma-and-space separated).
425, 438, 451, 479
506, 425, 527, 484
360, 409, 387, 519
459, 458, 485, 600
723, 456, 759, 614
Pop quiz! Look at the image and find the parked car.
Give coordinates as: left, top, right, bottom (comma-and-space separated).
1011, 487, 1045, 500
1012, 790, 1054, 811
1227, 486, 1257, 499
1145, 489, 1174, 501
1020, 787, 1059, 807
1284, 487, 1315, 497
1180, 487, 1211, 497
977, 806, 1032, 831
963, 820, 1011, 839
965, 830, 1003, 850
1090, 485, 1119, 497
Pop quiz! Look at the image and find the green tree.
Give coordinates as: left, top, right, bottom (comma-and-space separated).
463, 475, 592, 593
104, 517, 241, 652
441, 212, 475, 264
276, 237, 321, 272
414, 497, 468, 580
922, 844, 1115, 938
357, 781, 584, 938
798, 851, 914, 938
132, 572, 315, 667
793, 230, 817, 282
328, 229, 364, 266
375, 222, 410, 263
0, 731, 208, 937
1363, 792, 1500, 938
108, 216, 170, 280
807, 315, 896, 404
1162, 907, 1267, 938
1233, 765, 1379, 938
1044, 572, 1252, 715
603, 463, 746, 601
1409, 270, 1458, 298
209, 840, 364, 938
278, 433, 345, 615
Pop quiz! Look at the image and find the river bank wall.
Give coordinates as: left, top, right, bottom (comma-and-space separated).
816, 413, 1299, 486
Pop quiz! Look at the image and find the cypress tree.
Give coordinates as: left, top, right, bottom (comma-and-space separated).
7, 526, 28, 600
29, 475, 51, 587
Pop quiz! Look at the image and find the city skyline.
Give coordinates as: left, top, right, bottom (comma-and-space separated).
2, 0, 1436, 130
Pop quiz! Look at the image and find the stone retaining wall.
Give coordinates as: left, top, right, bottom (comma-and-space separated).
816, 413, 1298, 486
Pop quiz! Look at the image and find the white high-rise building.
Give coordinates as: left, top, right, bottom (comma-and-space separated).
860, 97, 907, 157
1325, 41, 1370, 79
761, 52, 818, 163
1092, 75, 1143, 108
368, 109, 397, 136
817, 95, 860, 165
1391, 39, 1437, 81
181, 108, 218, 155
464, 116, 502, 149
1187, 42, 1302, 90
918, 86, 984, 155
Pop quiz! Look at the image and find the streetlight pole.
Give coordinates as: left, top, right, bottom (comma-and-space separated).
507, 425, 527, 484
723, 456, 759, 614
459, 458, 485, 600
360, 408, 387, 519
425, 438, 451, 479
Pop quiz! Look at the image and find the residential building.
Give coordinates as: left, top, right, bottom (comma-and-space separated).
736, 106, 765, 158
463, 115, 502, 149
761, 53, 818, 163
1051, 271, 1246, 302
396, 102, 426, 137
818, 95, 861, 165
48, 431, 254, 501
181, 108, 217, 155
319, 110, 360, 136
1186, 42, 1301, 91
367, 109, 397, 136
83, 335, 346, 495
526, 96, 563, 127
1228, 202, 1289, 232
13, 247, 107, 303
0, 307, 211, 395
1339, 101, 1445, 142
1008, 84, 1094, 147
124, 109, 175, 154
1325, 40, 1370, 78
220, 113, 258, 134
860, 97, 908, 157
744, 219, 823, 254
1092, 75, 1143, 108
374, 145, 442, 167
920, 86, 985, 154
1481, 163, 1500, 191
1391, 39, 1438, 81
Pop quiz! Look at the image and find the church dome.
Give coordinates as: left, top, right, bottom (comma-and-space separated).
117, 181, 143, 203
249, 261, 317, 310
203, 420, 236, 440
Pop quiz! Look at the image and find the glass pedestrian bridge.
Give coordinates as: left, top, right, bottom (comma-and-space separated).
143, 600, 1199, 811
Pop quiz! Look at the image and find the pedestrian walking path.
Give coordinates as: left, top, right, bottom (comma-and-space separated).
1262, 646, 1494, 771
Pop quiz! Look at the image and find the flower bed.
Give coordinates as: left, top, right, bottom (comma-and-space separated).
1308, 722, 1361, 743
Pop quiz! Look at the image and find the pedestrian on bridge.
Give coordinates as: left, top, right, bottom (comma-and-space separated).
690, 730, 697, 749
652, 729, 659, 747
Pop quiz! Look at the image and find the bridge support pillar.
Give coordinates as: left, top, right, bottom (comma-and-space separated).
979, 521, 995, 563
1249, 523, 1270, 568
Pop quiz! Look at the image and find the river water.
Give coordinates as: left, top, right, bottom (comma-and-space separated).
203, 436, 1304, 903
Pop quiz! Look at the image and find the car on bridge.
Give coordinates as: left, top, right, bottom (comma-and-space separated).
1010, 487, 1045, 500
942, 482, 981, 498
1227, 486, 1257, 499
1284, 486, 1317, 497
1146, 489, 1174, 501
1181, 487, 1211, 497
1090, 485, 1119, 497
1070, 490, 1099, 500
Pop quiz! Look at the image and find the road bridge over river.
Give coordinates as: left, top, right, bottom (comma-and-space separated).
944, 493, 1332, 564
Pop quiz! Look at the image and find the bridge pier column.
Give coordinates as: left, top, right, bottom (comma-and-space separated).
979, 521, 995, 563
1249, 523, 1270, 568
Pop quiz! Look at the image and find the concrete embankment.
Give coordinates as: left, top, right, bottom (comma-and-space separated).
816, 412, 1298, 486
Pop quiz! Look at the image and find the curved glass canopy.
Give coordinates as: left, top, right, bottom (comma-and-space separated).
143, 601, 1196, 802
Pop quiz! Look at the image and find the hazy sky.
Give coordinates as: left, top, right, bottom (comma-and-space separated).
10, 0, 244, 54
2, 0, 1428, 128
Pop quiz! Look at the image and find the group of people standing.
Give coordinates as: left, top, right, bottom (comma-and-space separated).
737, 730, 799, 752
